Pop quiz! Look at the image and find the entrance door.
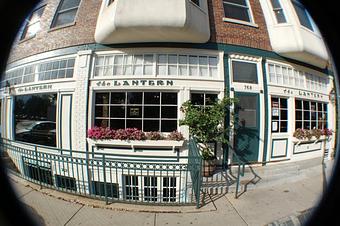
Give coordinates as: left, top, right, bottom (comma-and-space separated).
234, 92, 260, 163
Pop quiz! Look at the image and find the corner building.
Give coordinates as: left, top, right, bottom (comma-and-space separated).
0, 0, 336, 205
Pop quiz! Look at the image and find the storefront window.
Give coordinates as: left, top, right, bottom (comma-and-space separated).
14, 94, 57, 147
295, 99, 327, 130
271, 97, 288, 133
190, 93, 218, 107
94, 92, 178, 132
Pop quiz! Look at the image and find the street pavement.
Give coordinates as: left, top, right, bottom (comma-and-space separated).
4, 159, 334, 226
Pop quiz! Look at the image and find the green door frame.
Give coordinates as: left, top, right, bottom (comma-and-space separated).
233, 92, 261, 163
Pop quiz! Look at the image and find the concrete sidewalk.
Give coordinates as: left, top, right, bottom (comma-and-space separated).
6, 159, 334, 226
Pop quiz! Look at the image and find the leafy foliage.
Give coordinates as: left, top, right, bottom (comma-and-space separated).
180, 97, 237, 159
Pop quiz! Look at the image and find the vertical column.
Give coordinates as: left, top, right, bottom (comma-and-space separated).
72, 50, 92, 152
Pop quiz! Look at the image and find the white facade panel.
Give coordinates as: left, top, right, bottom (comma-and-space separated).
95, 0, 210, 44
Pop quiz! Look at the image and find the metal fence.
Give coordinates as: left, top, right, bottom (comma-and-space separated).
0, 138, 203, 207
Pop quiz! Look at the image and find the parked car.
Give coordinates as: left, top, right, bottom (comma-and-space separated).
15, 121, 56, 147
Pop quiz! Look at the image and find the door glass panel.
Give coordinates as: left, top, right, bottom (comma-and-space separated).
237, 95, 257, 127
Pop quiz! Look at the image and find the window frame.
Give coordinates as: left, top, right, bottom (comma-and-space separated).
231, 59, 259, 84
190, 92, 219, 108
269, 0, 287, 24
222, 0, 257, 26
295, 99, 328, 130
267, 62, 328, 92
20, 5, 46, 41
50, 0, 82, 29
94, 53, 218, 78
291, 0, 314, 31
271, 97, 288, 133
94, 91, 178, 132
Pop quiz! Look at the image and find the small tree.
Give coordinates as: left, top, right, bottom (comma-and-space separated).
180, 97, 236, 160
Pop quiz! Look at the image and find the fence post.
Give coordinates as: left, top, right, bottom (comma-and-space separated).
34, 145, 42, 189
196, 156, 202, 209
102, 154, 108, 205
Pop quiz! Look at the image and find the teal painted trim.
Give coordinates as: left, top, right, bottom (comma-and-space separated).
261, 59, 269, 165
223, 53, 230, 169
85, 53, 93, 154
270, 138, 288, 158
11, 97, 14, 140
59, 94, 73, 151
7, 42, 331, 75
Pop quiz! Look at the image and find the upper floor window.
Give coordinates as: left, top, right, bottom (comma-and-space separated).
51, 0, 81, 28
191, 0, 200, 6
20, 6, 45, 40
268, 63, 328, 92
232, 61, 258, 84
269, 0, 286, 23
291, 0, 314, 31
222, 0, 252, 23
94, 53, 218, 78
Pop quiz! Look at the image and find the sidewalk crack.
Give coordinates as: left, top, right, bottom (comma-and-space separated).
64, 204, 84, 226
224, 195, 248, 226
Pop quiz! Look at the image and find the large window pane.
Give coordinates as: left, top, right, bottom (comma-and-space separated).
161, 106, 177, 119
144, 92, 160, 104
223, 0, 251, 22
111, 93, 125, 104
15, 94, 57, 147
292, 0, 313, 31
162, 93, 177, 105
51, 0, 81, 28
96, 93, 109, 104
94, 92, 178, 132
21, 6, 45, 40
144, 120, 160, 132
191, 93, 204, 105
127, 92, 142, 104
144, 106, 160, 118
232, 61, 258, 84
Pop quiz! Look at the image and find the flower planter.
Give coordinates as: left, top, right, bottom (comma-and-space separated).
292, 136, 328, 145
202, 159, 216, 177
87, 138, 184, 149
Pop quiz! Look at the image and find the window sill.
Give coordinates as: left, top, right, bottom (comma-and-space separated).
223, 17, 258, 28
87, 138, 185, 149
18, 35, 36, 44
48, 21, 76, 33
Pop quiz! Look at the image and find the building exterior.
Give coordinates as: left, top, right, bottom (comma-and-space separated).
0, 0, 336, 206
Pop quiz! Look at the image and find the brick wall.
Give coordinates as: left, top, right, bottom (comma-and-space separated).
8, 0, 272, 64
8, 0, 100, 64
208, 0, 272, 51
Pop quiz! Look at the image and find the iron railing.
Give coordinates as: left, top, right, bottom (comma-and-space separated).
0, 138, 203, 207
230, 151, 245, 198
188, 137, 203, 208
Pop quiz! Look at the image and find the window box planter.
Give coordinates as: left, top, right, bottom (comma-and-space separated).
87, 138, 184, 150
292, 136, 330, 145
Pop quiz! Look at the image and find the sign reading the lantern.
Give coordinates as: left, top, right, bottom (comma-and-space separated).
96, 80, 174, 87
16, 84, 53, 93
283, 88, 324, 100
